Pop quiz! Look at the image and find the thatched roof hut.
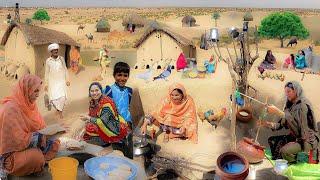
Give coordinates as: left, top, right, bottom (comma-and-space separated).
134, 21, 194, 48
96, 18, 111, 32
1, 23, 79, 47
134, 21, 196, 70
181, 15, 196, 27
122, 13, 146, 31
1, 23, 79, 77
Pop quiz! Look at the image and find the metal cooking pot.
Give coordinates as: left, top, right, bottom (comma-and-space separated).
133, 136, 151, 156
209, 28, 219, 42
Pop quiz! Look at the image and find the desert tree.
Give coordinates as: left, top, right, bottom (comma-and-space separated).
32, 9, 50, 24
258, 11, 309, 48
207, 24, 259, 150
212, 12, 221, 27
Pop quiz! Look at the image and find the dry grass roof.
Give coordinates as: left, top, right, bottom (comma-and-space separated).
96, 18, 111, 29
122, 13, 146, 26
181, 15, 196, 23
134, 21, 194, 48
1, 23, 80, 47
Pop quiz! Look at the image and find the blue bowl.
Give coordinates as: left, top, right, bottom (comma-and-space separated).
84, 155, 138, 180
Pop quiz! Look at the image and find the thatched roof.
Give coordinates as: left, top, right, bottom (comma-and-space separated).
181, 15, 196, 23
1, 23, 80, 47
122, 13, 146, 26
134, 21, 194, 48
96, 18, 110, 29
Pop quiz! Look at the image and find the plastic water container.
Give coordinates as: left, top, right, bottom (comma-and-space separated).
49, 157, 79, 180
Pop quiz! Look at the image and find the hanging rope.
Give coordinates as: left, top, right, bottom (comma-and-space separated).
255, 97, 268, 143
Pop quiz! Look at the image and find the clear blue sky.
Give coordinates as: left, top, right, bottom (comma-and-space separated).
1, 0, 320, 8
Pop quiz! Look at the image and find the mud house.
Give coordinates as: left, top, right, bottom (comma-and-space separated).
181, 15, 196, 27
133, 21, 196, 69
1, 23, 80, 77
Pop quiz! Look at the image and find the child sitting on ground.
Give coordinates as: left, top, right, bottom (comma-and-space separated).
282, 54, 295, 69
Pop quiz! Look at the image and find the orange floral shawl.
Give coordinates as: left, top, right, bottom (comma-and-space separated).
152, 83, 198, 143
0, 75, 46, 155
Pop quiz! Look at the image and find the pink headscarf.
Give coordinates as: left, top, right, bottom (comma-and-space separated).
0, 74, 46, 154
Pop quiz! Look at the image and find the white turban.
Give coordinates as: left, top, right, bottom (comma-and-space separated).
48, 43, 59, 52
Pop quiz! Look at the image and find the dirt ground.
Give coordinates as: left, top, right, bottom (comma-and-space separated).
1, 7, 320, 180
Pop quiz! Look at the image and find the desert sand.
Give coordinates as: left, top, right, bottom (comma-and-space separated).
0, 7, 320, 179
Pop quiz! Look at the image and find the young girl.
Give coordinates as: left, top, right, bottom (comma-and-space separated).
295, 50, 308, 69
282, 54, 295, 69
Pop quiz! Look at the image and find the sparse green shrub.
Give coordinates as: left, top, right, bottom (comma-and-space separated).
25, 18, 32, 25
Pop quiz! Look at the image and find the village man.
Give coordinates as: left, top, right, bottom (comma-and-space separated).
45, 43, 70, 119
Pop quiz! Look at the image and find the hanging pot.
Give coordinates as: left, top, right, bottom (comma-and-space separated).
236, 137, 265, 163
229, 27, 240, 39
200, 34, 208, 50
209, 28, 219, 42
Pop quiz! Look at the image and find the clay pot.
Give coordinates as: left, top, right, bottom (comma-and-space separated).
216, 151, 249, 180
237, 137, 265, 163
236, 107, 253, 123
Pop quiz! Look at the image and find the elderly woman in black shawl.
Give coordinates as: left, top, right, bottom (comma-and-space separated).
258, 81, 319, 162
258, 50, 277, 73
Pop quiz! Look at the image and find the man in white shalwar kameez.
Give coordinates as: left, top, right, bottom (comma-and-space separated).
45, 43, 70, 119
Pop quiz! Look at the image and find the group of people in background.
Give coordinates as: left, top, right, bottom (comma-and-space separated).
258, 48, 310, 73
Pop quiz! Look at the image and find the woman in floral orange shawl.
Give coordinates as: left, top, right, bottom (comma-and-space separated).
0, 75, 59, 178
141, 83, 198, 143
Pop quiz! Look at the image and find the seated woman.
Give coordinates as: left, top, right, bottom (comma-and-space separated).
295, 50, 308, 69
0, 75, 60, 178
140, 83, 198, 143
258, 50, 277, 72
204, 55, 217, 74
282, 54, 295, 69
258, 81, 319, 163
80, 82, 128, 147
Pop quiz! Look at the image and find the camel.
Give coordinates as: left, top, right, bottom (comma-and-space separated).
77, 24, 85, 34
85, 33, 94, 43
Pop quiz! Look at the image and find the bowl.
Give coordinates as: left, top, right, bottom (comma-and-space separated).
236, 107, 253, 123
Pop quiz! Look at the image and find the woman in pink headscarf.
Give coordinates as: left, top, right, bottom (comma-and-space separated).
0, 75, 60, 178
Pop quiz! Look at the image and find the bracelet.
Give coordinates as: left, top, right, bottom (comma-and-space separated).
145, 115, 154, 125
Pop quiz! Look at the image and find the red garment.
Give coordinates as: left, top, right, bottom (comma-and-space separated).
176, 53, 187, 70
84, 96, 128, 143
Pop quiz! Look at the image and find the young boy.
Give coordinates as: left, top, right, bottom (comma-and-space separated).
104, 62, 133, 159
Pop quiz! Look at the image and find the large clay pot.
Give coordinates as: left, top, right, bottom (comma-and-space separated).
237, 137, 265, 163
236, 107, 253, 123
216, 151, 249, 180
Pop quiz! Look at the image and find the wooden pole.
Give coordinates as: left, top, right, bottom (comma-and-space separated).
231, 82, 237, 151
238, 92, 267, 106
